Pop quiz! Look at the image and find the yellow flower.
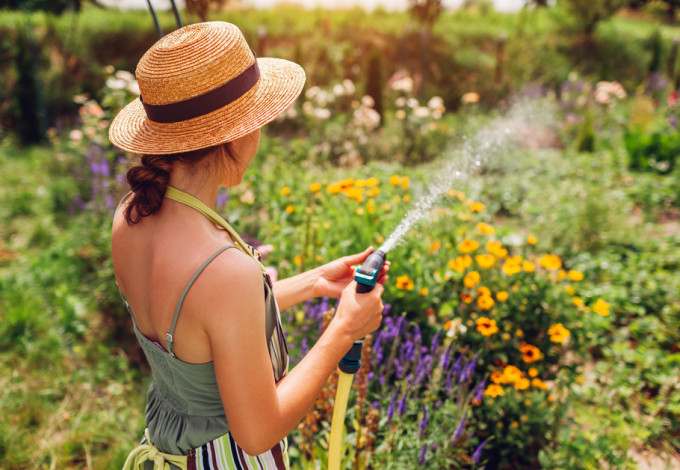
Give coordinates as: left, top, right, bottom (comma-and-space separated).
430, 240, 441, 252
475, 254, 496, 269
572, 296, 584, 307
294, 256, 302, 265
340, 178, 355, 189
310, 182, 322, 193
522, 261, 535, 273
557, 269, 567, 280
516, 328, 523, 337
528, 368, 538, 378
515, 378, 531, 390
477, 286, 491, 297
470, 201, 485, 212
520, 414, 529, 422
285, 205, 295, 214
461, 292, 473, 304
345, 187, 365, 202
381, 203, 391, 211
419, 287, 429, 296
568, 270, 584, 282
532, 378, 549, 390
484, 384, 504, 397
486, 240, 506, 258
396, 275, 414, 290
460, 255, 473, 268
539, 254, 562, 270
447, 189, 466, 201
520, 343, 542, 363
366, 177, 380, 186
458, 239, 479, 254
491, 371, 508, 384
503, 365, 522, 383
389, 175, 400, 186
403, 195, 411, 202
476, 317, 499, 336
280, 186, 291, 196
464, 271, 480, 288
503, 256, 523, 276
327, 183, 342, 194
376, 235, 384, 244
511, 421, 519, 428
476, 222, 495, 235
355, 179, 366, 187
527, 235, 537, 245
564, 284, 576, 296
548, 323, 571, 343
367, 199, 376, 214
593, 299, 610, 316
367, 187, 380, 197
401, 176, 410, 191
356, 207, 364, 215
477, 295, 495, 311
496, 291, 509, 302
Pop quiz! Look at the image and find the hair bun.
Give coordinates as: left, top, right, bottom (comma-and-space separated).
124, 155, 174, 224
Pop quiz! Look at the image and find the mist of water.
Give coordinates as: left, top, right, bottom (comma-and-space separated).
378, 98, 555, 253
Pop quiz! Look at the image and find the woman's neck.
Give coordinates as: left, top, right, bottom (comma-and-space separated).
167, 164, 221, 210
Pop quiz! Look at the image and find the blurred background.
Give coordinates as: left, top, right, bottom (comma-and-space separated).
2, 0, 680, 469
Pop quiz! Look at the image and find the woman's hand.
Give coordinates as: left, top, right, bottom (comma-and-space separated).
313, 246, 390, 299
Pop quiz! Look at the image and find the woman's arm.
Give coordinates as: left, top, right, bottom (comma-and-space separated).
197, 249, 386, 456
271, 268, 320, 311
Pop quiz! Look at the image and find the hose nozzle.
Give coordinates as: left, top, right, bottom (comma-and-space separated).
354, 249, 387, 294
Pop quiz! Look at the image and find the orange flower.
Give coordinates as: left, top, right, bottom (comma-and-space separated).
419, 287, 429, 296
280, 186, 291, 196
310, 182, 322, 193
470, 201, 485, 212
528, 368, 538, 378
496, 291, 509, 302
477, 295, 495, 311
548, 323, 571, 343
389, 175, 400, 186
461, 292, 473, 303
522, 261, 535, 273
568, 270, 584, 282
429, 240, 441, 252
486, 240, 506, 258
476, 222, 494, 234
458, 239, 479, 254
475, 254, 496, 269
503, 256, 523, 276
539, 254, 562, 270
514, 378, 531, 390
444, 320, 452, 330
491, 371, 508, 384
367, 187, 380, 197
532, 378, 549, 390
476, 317, 498, 336
464, 271, 480, 288
503, 365, 522, 383
477, 286, 491, 297
593, 299, 610, 316
527, 235, 537, 245
396, 275, 414, 290
520, 343, 542, 363
572, 296, 584, 307
327, 183, 342, 194
484, 384, 504, 397
401, 176, 410, 191
425, 308, 435, 316
285, 205, 295, 214
564, 284, 576, 295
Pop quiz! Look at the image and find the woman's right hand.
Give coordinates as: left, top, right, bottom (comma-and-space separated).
334, 278, 387, 342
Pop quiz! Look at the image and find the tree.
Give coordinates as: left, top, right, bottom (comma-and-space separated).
562, 0, 630, 37
185, 0, 228, 23
366, 48, 383, 121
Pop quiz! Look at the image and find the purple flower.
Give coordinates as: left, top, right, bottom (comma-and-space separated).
465, 353, 479, 380
435, 401, 441, 409
473, 378, 486, 402
396, 316, 405, 336
440, 344, 451, 370
301, 338, 309, 356
451, 354, 463, 381
383, 303, 391, 316
419, 444, 427, 465
372, 401, 379, 409
419, 404, 428, 434
430, 442, 437, 451
367, 371, 374, 382
387, 390, 398, 421
430, 330, 440, 356
472, 438, 490, 464
452, 411, 467, 442
398, 391, 408, 416
379, 373, 386, 386
216, 190, 228, 209
669, 115, 677, 128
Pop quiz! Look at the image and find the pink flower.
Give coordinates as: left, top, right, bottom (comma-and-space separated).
265, 266, 278, 283
256, 244, 275, 258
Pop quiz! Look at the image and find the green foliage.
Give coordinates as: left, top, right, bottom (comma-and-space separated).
576, 107, 596, 153
625, 125, 680, 173
561, 0, 630, 36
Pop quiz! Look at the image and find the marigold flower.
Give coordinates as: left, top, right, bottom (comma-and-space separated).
327, 183, 342, 194
475, 254, 496, 269
367, 187, 380, 197
503, 256, 523, 276
461, 292, 473, 304
548, 323, 571, 343
356, 207, 364, 215
396, 275, 414, 290
486, 240, 506, 258
430, 240, 441, 252
355, 179, 366, 187
516, 329, 523, 337
458, 239, 479, 254
522, 261, 535, 273
496, 291, 509, 302
310, 182, 322, 193
285, 205, 295, 214
572, 296, 584, 307
568, 270, 584, 282
366, 199, 376, 214
527, 235, 537, 245
345, 187, 365, 202
520, 343, 542, 363
557, 269, 567, 280
464, 271, 481, 288
511, 421, 519, 428
294, 256, 302, 264
389, 175, 400, 186
340, 178, 355, 189
532, 378, 548, 390
470, 201, 485, 212
515, 378, 530, 390
401, 176, 410, 191
491, 371, 508, 384
376, 235, 384, 244
476, 222, 494, 234
366, 177, 380, 186
419, 287, 429, 296
477, 295, 495, 311
444, 320, 452, 330
564, 284, 576, 296
280, 186, 291, 196
476, 317, 498, 336
484, 384, 504, 397
448, 258, 465, 272
528, 368, 538, 378
503, 365, 522, 383
539, 254, 562, 270
593, 299, 610, 316
477, 286, 491, 297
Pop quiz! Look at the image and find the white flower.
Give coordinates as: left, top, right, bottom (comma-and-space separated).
306, 86, 320, 99
286, 108, 297, 118
115, 70, 135, 82
361, 95, 375, 108
314, 108, 331, 120
610, 82, 626, 99
407, 98, 419, 108
414, 106, 430, 117
391, 77, 413, 93
333, 84, 345, 96
303, 101, 314, 115
342, 79, 355, 95
73, 94, 87, 104
240, 190, 255, 204
432, 109, 442, 119
127, 81, 141, 95
395, 97, 406, 107
428, 96, 444, 109
106, 78, 127, 90
343, 141, 354, 151
69, 129, 83, 141
595, 89, 610, 104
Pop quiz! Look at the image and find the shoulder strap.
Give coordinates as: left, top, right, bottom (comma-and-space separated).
166, 245, 240, 357
114, 192, 133, 218
164, 186, 266, 274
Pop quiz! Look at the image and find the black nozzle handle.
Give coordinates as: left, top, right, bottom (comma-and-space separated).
339, 339, 364, 374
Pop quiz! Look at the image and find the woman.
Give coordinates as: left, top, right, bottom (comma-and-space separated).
109, 22, 389, 470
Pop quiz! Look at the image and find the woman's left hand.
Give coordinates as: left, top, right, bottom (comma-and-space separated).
313, 246, 390, 299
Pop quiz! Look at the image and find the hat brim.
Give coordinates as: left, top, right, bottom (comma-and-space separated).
109, 58, 305, 155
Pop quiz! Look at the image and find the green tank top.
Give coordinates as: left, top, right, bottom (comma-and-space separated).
117, 187, 290, 469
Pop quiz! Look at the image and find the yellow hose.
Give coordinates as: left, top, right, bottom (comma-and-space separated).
329, 371, 354, 470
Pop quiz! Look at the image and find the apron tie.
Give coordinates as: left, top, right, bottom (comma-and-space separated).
123, 429, 187, 470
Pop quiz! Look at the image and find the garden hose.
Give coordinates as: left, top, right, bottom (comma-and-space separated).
328, 250, 387, 470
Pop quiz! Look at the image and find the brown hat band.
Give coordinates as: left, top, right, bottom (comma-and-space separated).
140, 51, 261, 124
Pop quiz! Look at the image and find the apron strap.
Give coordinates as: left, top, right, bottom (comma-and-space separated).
123, 429, 188, 470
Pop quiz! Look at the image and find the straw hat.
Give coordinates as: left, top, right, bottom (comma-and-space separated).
109, 22, 305, 155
